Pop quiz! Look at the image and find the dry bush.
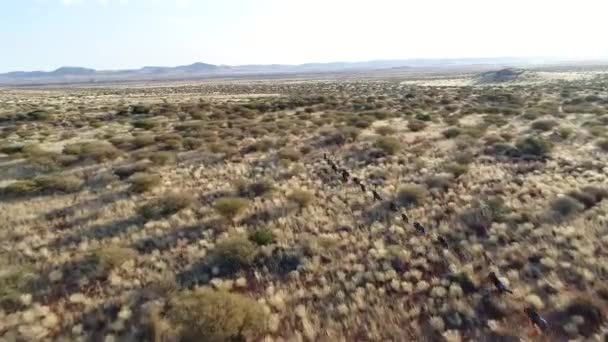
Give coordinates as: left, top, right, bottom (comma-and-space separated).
530, 119, 558, 131
214, 197, 250, 221
128, 172, 162, 193
92, 246, 138, 274
442, 127, 461, 139
375, 125, 397, 136
113, 160, 151, 179
183, 137, 204, 150
407, 120, 427, 132
287, 189, 314, 208
424, 174, 453, 190
443, 162, 469, 177
567, 186, 608, 209
0, 263, 38, 310
374, 136, 401, 155
396, 184, 428, 207
139, 193, 195, 220
235, 179, 274, 198
249, 228, 275, 246
35, 174, 83, 193
278, 148, 302, 162
133, 134, 156, 148
148, 151, 176, 166
2, 175, 82, 195
63, 141, 121, 162
0, 144, 24, 155
168, 288, 266, 342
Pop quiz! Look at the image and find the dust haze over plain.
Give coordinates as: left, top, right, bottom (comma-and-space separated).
1, 0, 608, 73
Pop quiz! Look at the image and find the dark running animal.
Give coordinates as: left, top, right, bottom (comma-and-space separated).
488, 272, 513, 294
524, 307, 549, 333
413, 221, 425, 234
401, 212, 409, 223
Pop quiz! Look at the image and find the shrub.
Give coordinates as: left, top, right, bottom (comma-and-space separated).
148, 151, 176, 165
113, 161, 151, 179
235, 179, 274, 198
212, 236, 257, 272
133, 134, 156, 148
424, 174, 453, 190
63, 141, 121, 162
550, 196, 584, 218
397, 184, 427, 207
249, 228, 275, 246
530, 119, 558, 131
407, 120, 427, 132
374, 136, 400, 155
442, 127, 461, 139
0, 264, 38, 310
129, 172, 162, 193
2, 180, 39, 196
0, 144, 24, 155
92, 246, 138, 274
278, 148, 301, 162
596, 139, 608, 152
415, 112, 432, 121
133, 118, 160, 130
183, 137, 203, 150
287, 189, 313, 208
35, 175, 83, 193
375, 125, 397, 136
443, 162, 469, 177
458, 206, 493, 237
139, 193, 194, 220
168, 289, 266, 342
515, 136, 552, 157
214, 197, 250, 222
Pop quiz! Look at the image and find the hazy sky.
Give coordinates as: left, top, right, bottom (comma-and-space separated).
1, 0, 607, 72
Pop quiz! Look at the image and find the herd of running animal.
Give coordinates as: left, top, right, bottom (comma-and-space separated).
321, 152, 550, 335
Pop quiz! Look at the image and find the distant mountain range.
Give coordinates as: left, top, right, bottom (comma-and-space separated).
0, 57, 605, 86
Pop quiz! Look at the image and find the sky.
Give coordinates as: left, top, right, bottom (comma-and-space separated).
1, 0, 607, 73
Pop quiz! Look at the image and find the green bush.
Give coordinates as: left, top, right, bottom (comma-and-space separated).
249, 228, 275, 246
397, 184, 428, 207
168, 289, 266, 342
550, 196, 584, 218
128, 172, 162, 193
2, 180, 39, 196
0, 144, 24, 155
515, 136, 552, 157
596, 139, 608, 152
287, 189, 314, 208
415, 112, 432, 121
139, 193, 194, 220
213, 236, 257, 272
374, 136, 401, 155
214, 197, 250, 221
442, 127, 461, 139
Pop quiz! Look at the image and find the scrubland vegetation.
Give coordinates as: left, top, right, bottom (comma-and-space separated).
1, 74, 608, 341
